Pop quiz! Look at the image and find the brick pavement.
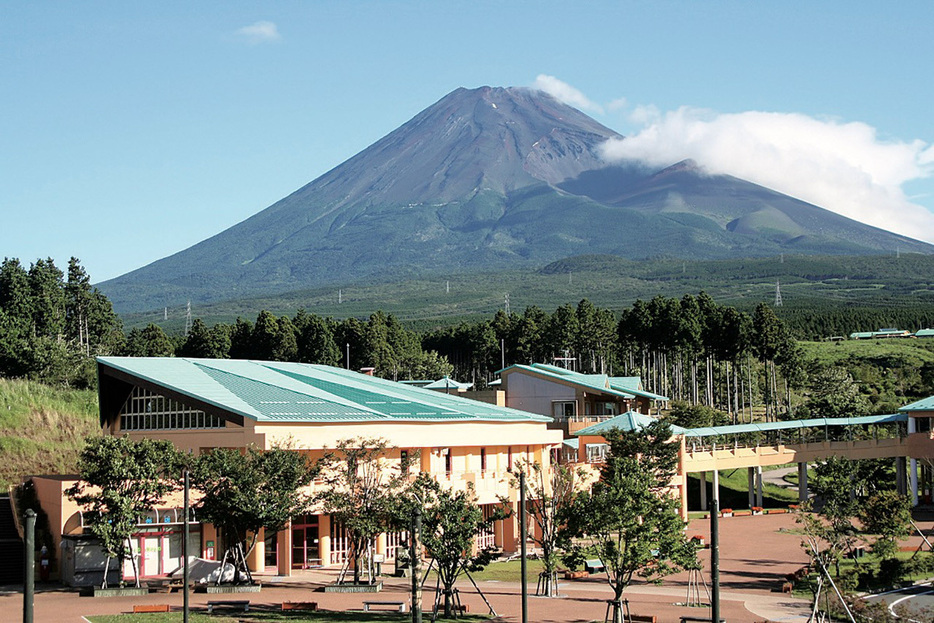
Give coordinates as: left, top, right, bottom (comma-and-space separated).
0, 514, 825, 623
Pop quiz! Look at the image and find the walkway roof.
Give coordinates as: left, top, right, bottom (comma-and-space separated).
682, 413, 907, 438
570, 411, 906, 439
574, 411, 688, 436
501, 363, 668, 401
97, 357, 551, 425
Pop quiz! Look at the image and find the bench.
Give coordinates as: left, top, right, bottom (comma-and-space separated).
282, 601, 318, 611
207, 600, 250, 613
629, 615, 656, 623
681, 617, 724, 623
363, 600, 407, 613
133, 604, 170, 613
564, 570, 589, 579
584, 559, 605, 574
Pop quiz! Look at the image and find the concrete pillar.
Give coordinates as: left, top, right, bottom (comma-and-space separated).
700, 471, 708, 511
798, 462, 809, 503
277, 527, 291, 576
896, 457, 907, 496
319, 515, 332, 567
756, 466, 764, 508
247, 529, 264, 572
911, 458, 919, 506
747, 467, 756, 508
712, 470, 719, 504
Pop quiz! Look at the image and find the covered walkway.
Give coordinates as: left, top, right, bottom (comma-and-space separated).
679, 413, 911, 516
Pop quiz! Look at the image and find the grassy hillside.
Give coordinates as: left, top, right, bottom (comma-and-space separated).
0, 379, 100, 490
799, 339, 934, 412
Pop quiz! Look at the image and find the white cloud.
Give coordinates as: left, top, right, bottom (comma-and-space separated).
607, 97, 628, 112
600, 106, 934, 243
235, 21, 281, 44
533, 75, 603, 114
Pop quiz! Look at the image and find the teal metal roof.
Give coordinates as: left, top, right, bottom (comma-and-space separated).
682, 413, 907, 437
562, 438, 579, 449
900, 396, 934, 412
422, 377, 473, 391
97, 357, 551, 424
915, 329, 934, 338
573, 411, 687, 436
502, 363, 668, 402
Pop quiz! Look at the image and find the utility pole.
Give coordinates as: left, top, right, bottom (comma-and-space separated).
24, 509, 35, 623
410, 505, 422, 623
183, 470, 190, 623
711, 497, 720, 623
519, 471, 528, 623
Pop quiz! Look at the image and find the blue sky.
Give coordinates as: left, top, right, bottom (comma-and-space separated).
3, 1, 933, 282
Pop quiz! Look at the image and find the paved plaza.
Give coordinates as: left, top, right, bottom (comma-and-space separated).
0, 513, 876, 623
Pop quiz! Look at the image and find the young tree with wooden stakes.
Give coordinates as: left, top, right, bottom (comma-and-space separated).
511, 460, 586, 597
403, 473, 504, 618
561, 420, 696, 623
190, 443, 317, 585
66, 436, 182, 588
314, 437, 409, 585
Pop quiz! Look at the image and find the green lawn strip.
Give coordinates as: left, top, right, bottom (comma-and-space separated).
424, 557, 545, 583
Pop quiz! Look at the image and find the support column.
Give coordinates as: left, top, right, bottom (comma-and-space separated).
747, 467, 756, 508
896, 457, 907, 496
712, 470, 719, 504
756, 466, 764, 508
700, 471, 708, 511
798, 462, 809, 503
911, 458, 919, 506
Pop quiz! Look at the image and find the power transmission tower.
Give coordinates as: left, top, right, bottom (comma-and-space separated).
774, 281, 783, 307
338, 289, 342, 304
504, 293, 510, 315
446, 280, 450, 294
184, 301, 192, 335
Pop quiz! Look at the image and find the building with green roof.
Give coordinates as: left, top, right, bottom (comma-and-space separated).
35, 357, 563, 584
499, 363, 666, 439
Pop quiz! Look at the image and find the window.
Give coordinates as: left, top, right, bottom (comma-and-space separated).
507, 447, 513, 471
120, 386, 225, 431
480, 448, 487, 473
400, 450, 409, 472
552, 401, 576, 420
586, 443, 608, 463
919, 417, 932, 434
444, 449, 452, 475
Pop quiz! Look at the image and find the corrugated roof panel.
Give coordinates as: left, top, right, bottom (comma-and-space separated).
900, 396, 934, 412
97, 357, 551, 424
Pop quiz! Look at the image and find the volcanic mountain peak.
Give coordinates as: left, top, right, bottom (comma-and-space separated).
98, 86, 933, 313
301, 86, 622, 208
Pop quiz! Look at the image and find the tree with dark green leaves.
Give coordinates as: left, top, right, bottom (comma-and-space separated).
294, 310, 340, 365
178, 319, 231, 358
561, 420, 696, 623
314, 437, 409, 585
190, 444, 317, 585
66, 436, 182, 588
810, 456, 863, 576
805, 367, 869, 419
860, 490, 912, 560
405, 474, 504, 617
124, 323, 174, 357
